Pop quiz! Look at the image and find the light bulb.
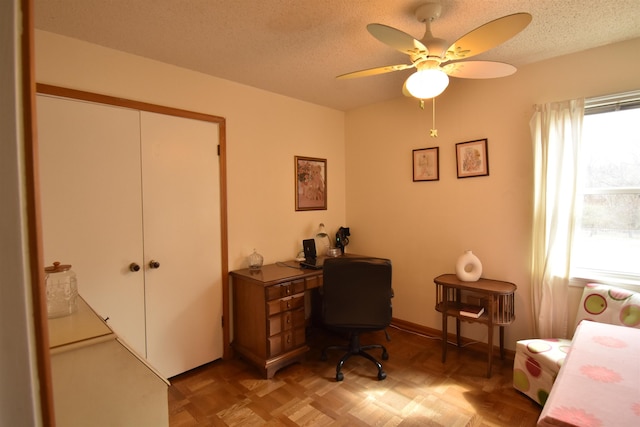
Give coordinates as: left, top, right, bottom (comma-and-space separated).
405, 69, 449, 99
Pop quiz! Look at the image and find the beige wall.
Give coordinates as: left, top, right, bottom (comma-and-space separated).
35, 30, 640, 350
35, 31, 346, 270
345, 37, 640, 347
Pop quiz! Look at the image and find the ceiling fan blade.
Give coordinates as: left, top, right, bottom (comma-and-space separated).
367, 23, 428, 56
442, 60, 516, 79
336, 63, 414, 80
445, 13, 532, 61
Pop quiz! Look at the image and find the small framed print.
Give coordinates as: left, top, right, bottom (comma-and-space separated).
413, 147, 439, 181
295, 156, 327, 211
456, 139, 489, 178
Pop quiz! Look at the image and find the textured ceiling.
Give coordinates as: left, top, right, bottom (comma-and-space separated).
35, 0, 640, 111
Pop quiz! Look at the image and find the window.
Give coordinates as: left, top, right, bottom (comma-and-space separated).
571, 91, 640, 285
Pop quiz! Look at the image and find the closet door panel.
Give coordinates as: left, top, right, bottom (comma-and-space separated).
37, 95, 146, 355
141, 112, 223, 377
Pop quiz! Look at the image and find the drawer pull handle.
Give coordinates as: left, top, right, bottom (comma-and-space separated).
286, 301, 290, 308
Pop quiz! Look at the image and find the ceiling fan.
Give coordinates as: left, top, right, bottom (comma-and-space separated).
338, 2, 532, 100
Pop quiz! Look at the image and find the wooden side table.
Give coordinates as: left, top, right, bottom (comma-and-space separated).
433, 274, 516, 377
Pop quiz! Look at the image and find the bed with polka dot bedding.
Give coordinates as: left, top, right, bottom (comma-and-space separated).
513, 283, 640, 407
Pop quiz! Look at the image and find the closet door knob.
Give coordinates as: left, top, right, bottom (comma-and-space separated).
129, 263, 141, 272
149, 260, 160, 269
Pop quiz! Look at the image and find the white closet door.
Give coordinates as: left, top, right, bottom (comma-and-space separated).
140, 112, 223, 377
37, 95, 147, 355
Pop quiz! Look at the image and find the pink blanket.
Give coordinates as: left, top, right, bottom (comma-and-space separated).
538, 321, 640, 426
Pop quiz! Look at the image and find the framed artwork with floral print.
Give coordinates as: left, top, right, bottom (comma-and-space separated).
456, 139, 489, 178
295, 156, 327, 210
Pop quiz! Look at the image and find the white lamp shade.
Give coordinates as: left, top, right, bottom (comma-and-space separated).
405, 69, 450, 99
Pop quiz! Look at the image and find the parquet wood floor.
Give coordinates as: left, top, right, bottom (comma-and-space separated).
168, 326, 541, 426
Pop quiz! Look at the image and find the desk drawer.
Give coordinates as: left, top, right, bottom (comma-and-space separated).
268, 326, 305, 357
268, 308, 305, 337
306, 275, 322, 289
267, 293, 304, 316
265, 280, 305, 301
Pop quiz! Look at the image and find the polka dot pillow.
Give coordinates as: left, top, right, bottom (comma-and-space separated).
574, 283, 640, 331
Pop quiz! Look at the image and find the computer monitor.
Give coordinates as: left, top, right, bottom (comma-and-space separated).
300, 239, 324, 269
302, 239, 317, 260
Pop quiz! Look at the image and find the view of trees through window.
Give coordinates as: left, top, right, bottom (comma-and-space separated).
572, 103, 640, 280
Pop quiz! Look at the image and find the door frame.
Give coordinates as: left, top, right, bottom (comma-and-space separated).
35, 83, 231, 359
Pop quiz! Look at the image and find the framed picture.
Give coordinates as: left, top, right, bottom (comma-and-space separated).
295, 156, 327, 211
412, 147, 439, 181
456, 139, 489, 178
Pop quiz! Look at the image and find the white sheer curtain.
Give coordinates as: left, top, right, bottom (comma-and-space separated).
530, 99, 584, 338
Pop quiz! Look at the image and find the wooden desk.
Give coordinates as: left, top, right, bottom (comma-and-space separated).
433, 274, 516, 377
230, 261, 324, 378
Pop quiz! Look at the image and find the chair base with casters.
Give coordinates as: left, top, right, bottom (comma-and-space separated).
319, 257, 393, 382
321, 330, 389, 381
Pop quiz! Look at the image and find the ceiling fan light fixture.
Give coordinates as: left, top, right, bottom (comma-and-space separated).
405, 68, 449, 99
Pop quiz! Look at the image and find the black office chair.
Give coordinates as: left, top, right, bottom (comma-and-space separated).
320, 257, 393, 381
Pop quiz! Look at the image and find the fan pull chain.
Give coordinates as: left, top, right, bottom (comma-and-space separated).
430, 97, 438, 137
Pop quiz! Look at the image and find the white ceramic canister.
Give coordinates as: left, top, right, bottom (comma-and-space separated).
45, 261, 79, 318
455, 250, 483, 282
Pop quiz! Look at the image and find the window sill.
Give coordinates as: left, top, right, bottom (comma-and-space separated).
569, 272, 640, 290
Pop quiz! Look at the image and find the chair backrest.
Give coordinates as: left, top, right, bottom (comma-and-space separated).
573, 283, 640, 332
322, 257, 392, 330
